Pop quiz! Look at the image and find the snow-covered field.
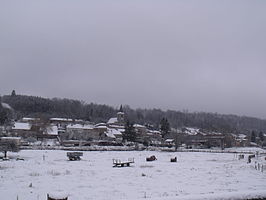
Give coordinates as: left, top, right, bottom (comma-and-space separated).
0, 150, 266, 200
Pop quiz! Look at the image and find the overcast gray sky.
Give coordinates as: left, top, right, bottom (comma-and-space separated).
0, 0, 266, 119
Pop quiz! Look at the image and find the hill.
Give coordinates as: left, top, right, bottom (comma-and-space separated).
1, 94, 266, 135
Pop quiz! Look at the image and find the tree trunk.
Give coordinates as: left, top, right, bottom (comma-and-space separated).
4, 151, 7, 158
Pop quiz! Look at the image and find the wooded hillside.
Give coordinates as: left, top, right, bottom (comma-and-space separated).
1, 94, 266, 134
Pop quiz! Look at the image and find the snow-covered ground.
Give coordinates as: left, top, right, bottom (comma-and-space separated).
0, 149, 266, 200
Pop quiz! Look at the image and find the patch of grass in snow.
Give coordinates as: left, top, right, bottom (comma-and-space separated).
47, 170, 61, 176
0, 166, 10, 170
140, 165, 154, 168
207, 159, 218, 162
29, 172, 40, 176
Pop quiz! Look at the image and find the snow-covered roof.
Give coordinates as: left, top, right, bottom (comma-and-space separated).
46, 125, 58, 135
104, 128, 123, 139
133, 124, 146, 128
165, 139, 174, 142
117, 128, 125, 133
95, 125, 107, 129
238, 134, 247, 139
1, 103, 12, 110
12, 122, 31, 130
147, 130, 162, 136
109, 125, 124, 129
95, 123, 106, 127
22, 117, 40, 122
107, 117, 118, 124
66, 124, 94, 130
211, 132, 223, 135
184, 127, 200, 135
105, 129, 116, 139
75, 119, 84, 122
112, 129, 122, 135
154, 131, 161, 134
50, 118, 73, 122
0, 137, 21, 140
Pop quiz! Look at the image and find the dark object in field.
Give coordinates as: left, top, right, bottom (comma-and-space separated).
67, 152, 83, 161
247, 154, 256, 163
113, 158, 134, 167
47, 194, 68, 200
238, 154, 244, 160
170, 157, 177, 162
146, 155, 157, 161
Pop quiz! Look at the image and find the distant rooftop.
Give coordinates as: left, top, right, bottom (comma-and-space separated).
107, 117, 118, 124
1, 103, 12, 110
46, 125, 58, 135
12, 122, 31, 130
50, 118, 73, 122
66, 124, 94, 130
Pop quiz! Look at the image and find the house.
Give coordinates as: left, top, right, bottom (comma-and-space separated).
50, 118, 84, 127
182, 129, 225, 149
232, 134, 249, 147
104, 128, 123, 142
11, 122, 34, 138
50, 118, 73, 125
134, 124, 147, 135
165, 138, 175, 146
45, 125, 58, 137
65, 124, 100, 141
146, 130, 162, 145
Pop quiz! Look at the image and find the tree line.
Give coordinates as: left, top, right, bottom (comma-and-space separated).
1, 92, 266, 135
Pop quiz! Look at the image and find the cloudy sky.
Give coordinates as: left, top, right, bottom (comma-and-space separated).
0, 0, 266, 119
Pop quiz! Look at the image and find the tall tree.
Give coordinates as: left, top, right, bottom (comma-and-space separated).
160, 117, 170, 138
251, 131, 256, 143
123, 120, 136, 142
119, 105, 123, 112
259, 131, 264, 142
0, 137, 20, 158
0, 103, 8, 125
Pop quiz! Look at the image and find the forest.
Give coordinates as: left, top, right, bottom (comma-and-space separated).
1, 92, 266, 135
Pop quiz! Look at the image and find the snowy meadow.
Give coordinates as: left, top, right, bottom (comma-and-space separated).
0, 150, 266, 200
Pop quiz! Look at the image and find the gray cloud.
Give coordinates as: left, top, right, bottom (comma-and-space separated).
0, 0, 266, 118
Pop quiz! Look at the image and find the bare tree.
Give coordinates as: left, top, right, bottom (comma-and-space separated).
0, 137, 20, 158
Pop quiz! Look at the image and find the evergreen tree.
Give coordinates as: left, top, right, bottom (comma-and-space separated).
0, 103, 8, 125
119, 105, 123, 112
251, 131, 256, 143
259, 131, 264, 142
123, 120, 136, 142
160, 117, 170, 138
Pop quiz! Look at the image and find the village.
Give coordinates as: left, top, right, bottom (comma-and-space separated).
1, 108, 264, 152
